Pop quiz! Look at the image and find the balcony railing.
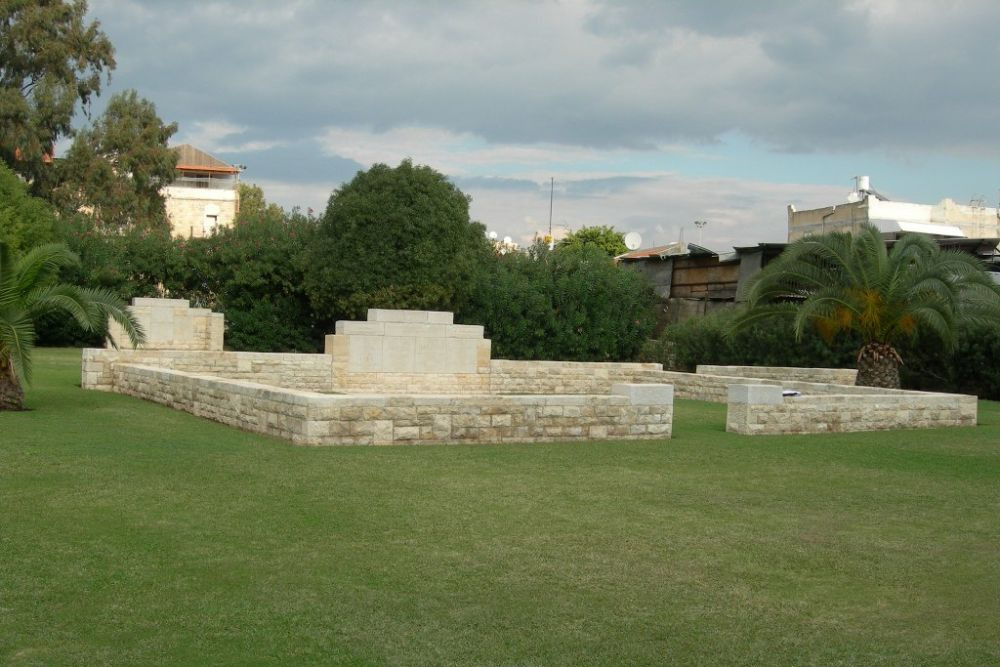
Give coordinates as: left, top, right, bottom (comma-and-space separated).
169, 174, 237, 190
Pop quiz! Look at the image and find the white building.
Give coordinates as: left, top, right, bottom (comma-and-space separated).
788, 176, 1000, 242
164, 144, 241, 238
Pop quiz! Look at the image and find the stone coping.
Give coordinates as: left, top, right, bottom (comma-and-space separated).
697, 364, 858, 386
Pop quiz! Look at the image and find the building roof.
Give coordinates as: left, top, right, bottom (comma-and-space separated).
171, 144, 240, 173
617, 242, 727, 261
616, 242, 688, 261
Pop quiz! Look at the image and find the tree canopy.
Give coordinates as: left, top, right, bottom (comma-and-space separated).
179, 207, 320, 352
0, 161, 58, 253
556, 225, 627, 257
302, 159, 491, 320
0, 0, 115, 185
236, 183, 285, 224
466, 243, 658, 361
51, 89, 177, 228
733, 224, 1000, 387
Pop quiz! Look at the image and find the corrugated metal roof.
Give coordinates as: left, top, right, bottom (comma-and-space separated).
616, 242, 687, 260
171, 144, 240, 173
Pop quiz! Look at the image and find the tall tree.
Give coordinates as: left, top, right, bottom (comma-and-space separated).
733, 224, 1000, 388
0, 241, 143, 410
555, 225, 628, 257
51, 89, 177, 229
0, 0, 115, 184
236, 183, 285, 224
0, 161, 58, 253
302, 159, 491, 320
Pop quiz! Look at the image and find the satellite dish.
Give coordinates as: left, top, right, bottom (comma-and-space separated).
502, 236, 513, 245
624, 231, 642, 250
488, 230, 498, 240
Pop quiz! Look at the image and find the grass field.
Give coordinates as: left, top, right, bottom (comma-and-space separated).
2, 348, 999, 666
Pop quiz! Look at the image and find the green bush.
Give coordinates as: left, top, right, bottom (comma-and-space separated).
465, 244, 658, 361
41, 209, 322, 353
644, 308, 859, 372
900, 323, 1000, 400
645, 308, 1000, 399
174, 210, 322, 352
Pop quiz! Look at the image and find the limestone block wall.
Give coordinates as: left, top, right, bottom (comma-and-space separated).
325, 309, 492, 392
649, 369, 917, 403
164, 186, 238, 239
109, 298, 223, 351
489, 360, 665, 394
726, 384, 977, 435
697, 365, 858, 386
487, 363, 865, 402
83, 349, 334, 393
110, 363, 674, 446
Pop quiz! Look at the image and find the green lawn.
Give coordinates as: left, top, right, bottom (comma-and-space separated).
3, 348, 999, 666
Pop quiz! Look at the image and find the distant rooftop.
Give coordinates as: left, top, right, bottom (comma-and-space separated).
171, 144, 240, 173
617, 242, 719, 261
616, 242, 687, 261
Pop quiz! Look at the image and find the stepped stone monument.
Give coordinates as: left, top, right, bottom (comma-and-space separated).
108, 298, 223, 351
324, 309, 492, 393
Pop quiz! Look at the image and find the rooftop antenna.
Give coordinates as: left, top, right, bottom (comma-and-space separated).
548, 177, 554, 249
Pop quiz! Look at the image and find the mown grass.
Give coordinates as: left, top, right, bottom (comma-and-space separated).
2, 348, 999, 666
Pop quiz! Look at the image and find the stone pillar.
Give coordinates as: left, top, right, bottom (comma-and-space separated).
726, 384, 783, 435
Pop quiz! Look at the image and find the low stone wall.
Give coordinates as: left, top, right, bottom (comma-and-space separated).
83, 349, 334, 392
489, 359, 664, 394
84, 296, 979, 441
726, 384, 977, 435
487, 363, 882, 403
652, 370, 918, 403
698, 365, 858, 386
110, 364, 673, 446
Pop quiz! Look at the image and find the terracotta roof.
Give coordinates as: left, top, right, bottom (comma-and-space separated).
171, 144, 240, 173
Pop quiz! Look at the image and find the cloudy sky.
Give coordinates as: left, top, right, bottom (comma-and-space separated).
83, 0, 1000, 250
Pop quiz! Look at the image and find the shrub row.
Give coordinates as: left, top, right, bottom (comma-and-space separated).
642, 308, 1000, 399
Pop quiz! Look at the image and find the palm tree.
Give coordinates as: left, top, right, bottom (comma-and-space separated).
0, 242, 144, 410
733, 224, 1000, 388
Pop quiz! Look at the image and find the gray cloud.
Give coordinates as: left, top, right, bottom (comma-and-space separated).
453, 176, 540, 192
73, 0, 1000, 240
87, 0, 1000, 158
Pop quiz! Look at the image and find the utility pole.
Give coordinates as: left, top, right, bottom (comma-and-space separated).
548, 177, 554, 250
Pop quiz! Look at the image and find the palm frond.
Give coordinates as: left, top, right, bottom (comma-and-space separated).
12, 244, 81, 295
77, 287, 145, 349
0, 312, 36, 386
